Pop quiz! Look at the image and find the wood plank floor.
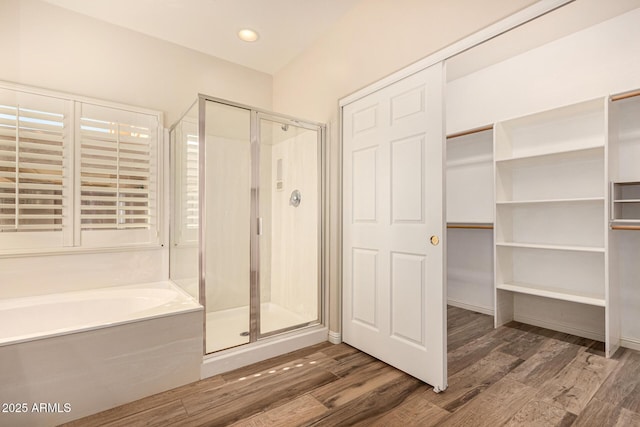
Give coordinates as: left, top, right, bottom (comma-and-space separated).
62, 306, 640, 426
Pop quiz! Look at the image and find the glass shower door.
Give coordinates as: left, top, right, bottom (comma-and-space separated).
169, 102, 199, 301
171, 96, 324, 354
257, 115, 321, 336
203, 100, 252, 353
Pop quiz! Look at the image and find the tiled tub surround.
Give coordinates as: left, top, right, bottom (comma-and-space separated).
0, 281, 203, 426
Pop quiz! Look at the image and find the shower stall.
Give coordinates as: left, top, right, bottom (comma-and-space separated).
169, 95, 326, 361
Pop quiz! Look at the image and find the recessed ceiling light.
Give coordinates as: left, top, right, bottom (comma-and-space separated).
238, 29, 259, 42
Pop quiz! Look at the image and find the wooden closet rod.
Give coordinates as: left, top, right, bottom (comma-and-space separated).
611, 225, 640, 231
447, 223, 494, 230
447, 124, 493, 140
611, 89, 640, 102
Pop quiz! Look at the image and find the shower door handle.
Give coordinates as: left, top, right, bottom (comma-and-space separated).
257, 217, 263, 236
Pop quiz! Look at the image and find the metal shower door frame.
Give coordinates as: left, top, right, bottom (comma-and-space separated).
197, 94, 326, 354
253, 111, 326, 341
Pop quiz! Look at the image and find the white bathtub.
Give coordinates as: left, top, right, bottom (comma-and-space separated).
0, 281, 203, 427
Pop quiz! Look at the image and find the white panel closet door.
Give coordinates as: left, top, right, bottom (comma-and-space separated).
342, 63, 446, 391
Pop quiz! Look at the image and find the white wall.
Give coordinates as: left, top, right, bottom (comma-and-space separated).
446, 8, 640, 346
270, 130, 319, 321
0, 249, 168, 299
273, 0, 538, 121
203, 100, 253, 312
446, 8, 640, 133
0, 0, 272, 126
272, 0, 539, 333
204, 134, 252, 312
618, 233, 640, 345
0, 0, 272, 299
447, 228, 494, 314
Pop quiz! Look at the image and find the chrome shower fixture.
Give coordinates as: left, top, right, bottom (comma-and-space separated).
289, 189, 301, 207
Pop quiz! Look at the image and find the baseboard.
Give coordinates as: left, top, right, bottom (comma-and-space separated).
621, 337, 640, 352
328, 330, 342, 344
514, 313, 605, 342
447, 299, 494, 316
500, 312, 640, 352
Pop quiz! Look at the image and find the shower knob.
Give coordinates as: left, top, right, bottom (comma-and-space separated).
289, 189, 301, 207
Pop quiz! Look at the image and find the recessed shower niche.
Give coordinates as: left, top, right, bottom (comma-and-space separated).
169, 95, 326, 357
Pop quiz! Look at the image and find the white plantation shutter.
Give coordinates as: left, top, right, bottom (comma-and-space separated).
171, 119, 198, 245
0, 89, 70, 249
185, 131, 199, 230
79, 103, 159, 246
0, 84, 161, 253
177, 120, 199, 243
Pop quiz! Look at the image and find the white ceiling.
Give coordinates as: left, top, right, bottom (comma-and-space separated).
41, 0, 361, 75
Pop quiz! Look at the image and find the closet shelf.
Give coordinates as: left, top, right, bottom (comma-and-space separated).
496, 282, 605, 307
496, 197, 604, 205
611, 225, 640, 231
447, 223, 493, 230
447, 124, 493, 139
495, 145, 603, 165
611, 89, 640, 102
496, 242, 605, 253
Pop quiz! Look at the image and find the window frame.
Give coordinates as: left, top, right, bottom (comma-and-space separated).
0, 81, 163, 256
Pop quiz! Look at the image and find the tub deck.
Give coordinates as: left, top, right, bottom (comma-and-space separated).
0, 281, 203, 427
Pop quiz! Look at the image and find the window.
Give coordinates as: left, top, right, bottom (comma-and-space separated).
78, 103, 159, 247
0, 85, 161, 253
184, 130, 199, 232
172, 119, 198, 244
0, 89, 71, 249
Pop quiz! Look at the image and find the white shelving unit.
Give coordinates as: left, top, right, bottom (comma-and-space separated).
611, 182, 640, 225
494, 98, 619, 357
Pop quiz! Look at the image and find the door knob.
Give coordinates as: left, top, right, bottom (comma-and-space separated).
430, 235, 440, 246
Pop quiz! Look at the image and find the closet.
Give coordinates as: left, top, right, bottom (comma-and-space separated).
446, 91, 640, 357
444, 2, 640, 356
446, 98, 613, 332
